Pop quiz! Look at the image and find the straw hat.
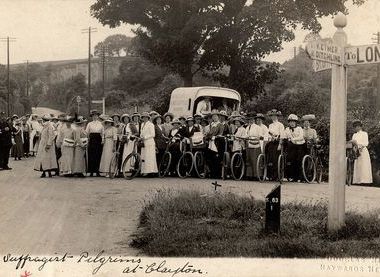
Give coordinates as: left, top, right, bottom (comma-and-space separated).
255, 113, 265, 120
163, 112, 174, 120
301, 114, 316, 121
233, 116, 245, 125
352, 119, 362, 127
193, 113, 203, 119
171, 119, 181, 125
152, 114, 163, 124
140, 112, 151, 119
211, 109, 221, 116
186, 116, 194, 122
287, 114, 299, 122
121, 114, 130, 121
41, 114, 51, 121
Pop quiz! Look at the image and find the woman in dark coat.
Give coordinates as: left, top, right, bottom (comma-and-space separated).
85, 110, 104, 177
205, 110, 224, 178
152, 115, 167, 167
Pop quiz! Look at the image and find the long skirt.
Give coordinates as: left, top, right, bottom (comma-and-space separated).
13, 133, 24, 158
266, 141, 280, 180
353, 147, 373, 184
23, 132, 30, 155
87, 133, 103, 173
73, 146, 86, 174
34, 145, 58, 171
168, 142, 181, 174
246, 147, 261, 178
285, 142, 305, 181
59, 145, 74, 175
99, 138, 115, 173
141, 140, 158, 174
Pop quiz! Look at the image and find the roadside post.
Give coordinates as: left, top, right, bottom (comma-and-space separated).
265, 184, 281, 233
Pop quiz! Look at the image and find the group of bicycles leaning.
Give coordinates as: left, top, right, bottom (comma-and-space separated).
112, 108, 323, 183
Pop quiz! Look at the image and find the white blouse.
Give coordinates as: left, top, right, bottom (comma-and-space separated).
283, 126, 305, 145
268, 121, 284, 140
85, 120, 104, 134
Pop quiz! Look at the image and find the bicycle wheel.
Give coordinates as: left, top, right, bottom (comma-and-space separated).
315, 157, 323, 183
302, 155, 316, 183
193, 151, 206, 178
231, 152, 245, 181
257, 154, 267, 182
346, 157, 353, 186
177, 152, 194, 179
221, 152, 230, 180
159, 152, 171, 178
122, 153, 141, 180
108, 152, 119, 179
277, 154, 285, 182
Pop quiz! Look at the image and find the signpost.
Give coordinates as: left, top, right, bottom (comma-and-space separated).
265, 185, 281, 233
92, 97, 106, 115
345, 44, 380, 66
306, 13, 348, 231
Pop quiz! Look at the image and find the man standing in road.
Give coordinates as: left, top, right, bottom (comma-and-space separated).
0, 112, 13, 170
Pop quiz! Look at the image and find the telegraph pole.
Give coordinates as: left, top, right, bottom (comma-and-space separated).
81, 27, 97, 116
372, 32, 380, 114
0, 37, 16, 116
23, 60, 30, 97
101, 44, 108, 98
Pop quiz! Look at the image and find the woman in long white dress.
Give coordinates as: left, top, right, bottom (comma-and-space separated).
99, 118, 118, 176
57, 117, 75, 176
140, 112, 158, 175
352, 120, 373, 184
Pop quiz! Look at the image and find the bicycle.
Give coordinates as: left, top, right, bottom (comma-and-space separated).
302, 142, 323, 183
193, 139, 208, 179
277, 140, 287, 183
176, 138, 194, 178
346, 141, 359, 186
215, 135, 231, 180
229, 135, 246, 181
121, 136, 142, 180
158, 137, 179, 177
108, 135, 127, 179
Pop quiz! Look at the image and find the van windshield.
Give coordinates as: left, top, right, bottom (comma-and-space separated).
194, 97, 238, 115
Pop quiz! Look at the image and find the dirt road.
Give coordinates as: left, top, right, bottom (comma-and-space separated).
1, 158, 380, 256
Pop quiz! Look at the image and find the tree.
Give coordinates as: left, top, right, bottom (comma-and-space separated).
91, 0, 220, 86
94, 34, 133, 57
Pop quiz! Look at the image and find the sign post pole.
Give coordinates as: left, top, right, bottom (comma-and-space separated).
328, 13, 347, 231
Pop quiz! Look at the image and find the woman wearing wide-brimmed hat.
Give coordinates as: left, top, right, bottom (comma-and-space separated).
265, 109, 285, 180
140, 112, 158, 175
232, 117, 247, 153
34, 114, 58, 178
72, 116, 88, 177
99, 118, 118, 177
85, 110, 104, 177
282, 114, 305, 181
130, 112, 141, 136
152, 114, 167, 167
121, 114, 139, 169
57, 116, 75, 176
12, 120, 24, 161
162, 112, 174, 137
301, 114, 318, 144
351, 120, 372, 185
205, 109, 224, 178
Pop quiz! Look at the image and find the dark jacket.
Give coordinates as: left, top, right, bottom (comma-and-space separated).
0, 121, 14, 146
184, 125, 201, 138
205, 122, 224, 140
154, 125, 167, 150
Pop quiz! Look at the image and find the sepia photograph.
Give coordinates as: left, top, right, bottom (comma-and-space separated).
1, 0, 380, 276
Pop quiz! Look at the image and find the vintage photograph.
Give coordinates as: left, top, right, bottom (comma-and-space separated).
1, 0, 380, 276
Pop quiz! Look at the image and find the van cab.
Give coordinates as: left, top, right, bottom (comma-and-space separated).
167, 87, 241, 118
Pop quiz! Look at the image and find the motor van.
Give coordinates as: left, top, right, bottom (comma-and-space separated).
167, 87, 241, 118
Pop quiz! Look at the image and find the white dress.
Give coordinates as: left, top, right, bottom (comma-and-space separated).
122, 123, 135, 163
140, 121, 158, 174
352, 131, 373, 184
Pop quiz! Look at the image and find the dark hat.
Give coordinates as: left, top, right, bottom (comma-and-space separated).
186, 116, 194, 122
90, 110, 101, 116
140, 112, 151, 119
352, 119, 362, 127
178, 115, 186, 121
246, 112, 256, 119
131, 112, 140, 119
268, 109, 282, 116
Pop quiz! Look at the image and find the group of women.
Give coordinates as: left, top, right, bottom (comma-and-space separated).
8, 106, 371, 184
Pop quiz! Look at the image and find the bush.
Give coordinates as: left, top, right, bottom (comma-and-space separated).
130, 190, 380, 257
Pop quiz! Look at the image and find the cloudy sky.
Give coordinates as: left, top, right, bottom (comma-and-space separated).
0, 0, 379, 65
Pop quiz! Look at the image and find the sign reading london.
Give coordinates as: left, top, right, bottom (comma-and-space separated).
306, 40, 342, 65
345, 44, 380, 66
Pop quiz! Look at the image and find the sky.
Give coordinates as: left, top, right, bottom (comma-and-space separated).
0, 0, 380, 65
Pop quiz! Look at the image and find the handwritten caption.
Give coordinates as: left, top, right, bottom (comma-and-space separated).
2, 251, 207, 276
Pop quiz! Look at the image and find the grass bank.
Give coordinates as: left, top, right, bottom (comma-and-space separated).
130, 190, 380, 257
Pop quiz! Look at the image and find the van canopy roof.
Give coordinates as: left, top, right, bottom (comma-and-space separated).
171, 87, 241, 102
